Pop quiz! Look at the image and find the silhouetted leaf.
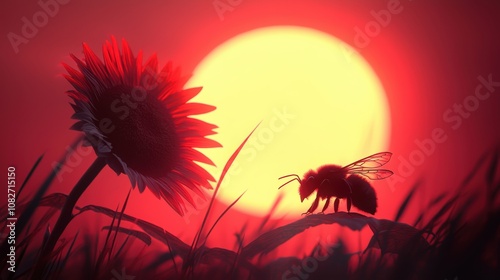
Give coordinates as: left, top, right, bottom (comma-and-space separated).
195, 247, 238, 264
136, 219, 190, 256
102, 226, 152, 246
77, 204, 117, 218
78, 205, 190, 257
242, 212, 371, 258
39, 193, 68, 209
366, 219, 429, 254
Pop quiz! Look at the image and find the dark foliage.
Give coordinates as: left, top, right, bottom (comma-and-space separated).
2, 140, 499, 279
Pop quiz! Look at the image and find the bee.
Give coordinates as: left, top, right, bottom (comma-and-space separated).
278, 152, 393, 215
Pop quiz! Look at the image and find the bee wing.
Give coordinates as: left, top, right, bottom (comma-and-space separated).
348, 169, 394, 180
342, 152, 392, 170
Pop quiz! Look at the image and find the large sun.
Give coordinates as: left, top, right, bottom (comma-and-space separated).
186, 26, 390, 217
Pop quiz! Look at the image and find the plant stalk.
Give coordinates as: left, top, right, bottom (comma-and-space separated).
31, 157, 106, 279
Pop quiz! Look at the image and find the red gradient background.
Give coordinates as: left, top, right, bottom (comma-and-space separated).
1, 0, 500, 260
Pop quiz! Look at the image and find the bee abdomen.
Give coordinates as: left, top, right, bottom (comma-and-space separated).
347, 175, 377, 214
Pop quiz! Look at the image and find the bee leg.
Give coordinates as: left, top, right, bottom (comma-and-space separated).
343, 178, 353, 194
320, 197, 331, 214
343, 178, 353, 213
303, 195, 320, 215
334, 198, 340, 213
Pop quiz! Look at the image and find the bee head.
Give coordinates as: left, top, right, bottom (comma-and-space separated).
300, 172, 317, 202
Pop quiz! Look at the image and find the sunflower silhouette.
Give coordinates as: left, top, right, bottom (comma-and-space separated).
31, 38, 222, 277
63, 37, 220, 215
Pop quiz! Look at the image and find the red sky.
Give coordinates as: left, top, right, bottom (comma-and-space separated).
1, 0, 499, 255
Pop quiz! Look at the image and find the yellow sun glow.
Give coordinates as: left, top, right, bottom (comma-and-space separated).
186, 26, 390, 218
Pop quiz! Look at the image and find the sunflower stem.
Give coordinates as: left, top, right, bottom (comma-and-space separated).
31, 157, 106, 279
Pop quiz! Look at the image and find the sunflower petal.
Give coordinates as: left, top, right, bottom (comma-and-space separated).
158, 186, 184, 215
165, 87, 202, 107
121, 38, 137, 85
70, 121, 85, 131
143, 54, 158, 77
179, 162, 216, 183
182, 148, 216, 166
172, 103, 216, 116
175, 117, 218, 132
102, 41, 120, 85
183, 137, 222, 148
66, 89, 89, 102
62, 62, 85, 82
159, 178, 196, 207
64, 75, 90, 98
110, 37, 125, 82
83, 43, 109, 84
169, 171, 209, 198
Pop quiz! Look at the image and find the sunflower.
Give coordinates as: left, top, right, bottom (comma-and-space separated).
63, 37, 220, 215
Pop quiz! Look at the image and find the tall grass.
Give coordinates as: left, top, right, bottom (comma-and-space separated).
1, 140, 499, 279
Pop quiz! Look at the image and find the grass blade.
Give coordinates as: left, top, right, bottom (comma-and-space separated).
108, 190, 131, 262
183, 124, 260, 276
17, 154, 44, 199
394, 180, 421, 222
4, 137, 82, 259
257, 194, 283, 234
458, 148, 490, 190
93, 205, 119, 277
53, 232, 79, 279
102, 226, 152, 246
203, 190, 247, 245
192, 123, 260, 251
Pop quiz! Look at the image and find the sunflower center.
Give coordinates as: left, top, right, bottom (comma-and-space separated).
95, 85, 180, 177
